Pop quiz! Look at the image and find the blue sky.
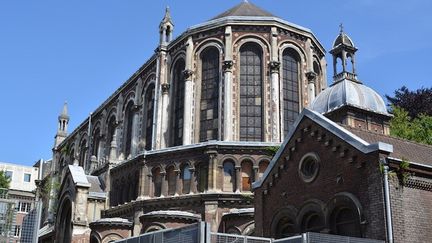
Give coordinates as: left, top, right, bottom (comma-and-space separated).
1, 0, 431, 165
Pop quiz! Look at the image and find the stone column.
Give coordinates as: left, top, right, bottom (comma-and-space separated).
190, 168, 197, 194
270, 27, 281, 142
253, 165, 259, 182
175, 169, 182, 196
155, 48, 168, 149
306, 72, 317, 107
160, 83, 170, 148
183, 36, 194, 145
138, 163, 147, 199
204, 201, 219, 232
223, 26, 234, 141
235, 166, 241, 193
160, 171, 167, 197
131, 106, 141, 157
206, 151, 218, 192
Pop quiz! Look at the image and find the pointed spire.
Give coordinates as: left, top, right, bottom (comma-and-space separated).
161, 6, 173, 25
59, 101, 69, 119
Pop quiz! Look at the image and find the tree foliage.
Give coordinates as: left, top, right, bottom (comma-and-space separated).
386, 86, 432, 118
390, 106, 432, 145
0, 171, 11, 189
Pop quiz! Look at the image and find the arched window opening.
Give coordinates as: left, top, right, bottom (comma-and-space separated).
241, 160, 254, 191
153, 168, 162, 197
258, 160, 269, 179
124, 102, 135, 158
69, 148, 75, 165
79, 139, 87, 167
196, 163, 208, 193
301, 212, 324, 233
181, 164, 191, 194
144, 84, 155, 150
121, 180, 128, 203
335, 57, 344, 74
200, 47, 220, 142
330, 207, 361, 237
240, 43, 263, 141
166, 166, 176, 196
346, 54, 354, 73
275, 217, 296, 239
282, 48, 300, 137
92, 128, 101, 159
106, 116, 116, 156
172, 59, 186, 146
223, 160, 236, 192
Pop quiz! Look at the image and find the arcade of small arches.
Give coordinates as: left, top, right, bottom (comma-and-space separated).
110, 157, 271, 206
271, 193, 364, 239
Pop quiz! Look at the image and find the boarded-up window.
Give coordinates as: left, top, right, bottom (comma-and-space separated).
153, 168, 162, 197
241, 160, 253, 191
182, 165, 191, 194
258, 160, 269, 179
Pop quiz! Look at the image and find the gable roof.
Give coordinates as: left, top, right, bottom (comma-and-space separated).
211, 1, 275, 20
252, 108, 393, 189
345, 126, 432, 166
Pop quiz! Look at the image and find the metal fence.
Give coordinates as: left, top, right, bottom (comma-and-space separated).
210, 232, 272, 243
116, 224, 385, 243
115, 223, 203, 243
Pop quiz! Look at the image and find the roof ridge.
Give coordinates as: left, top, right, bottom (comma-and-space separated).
343, 125, 432, 149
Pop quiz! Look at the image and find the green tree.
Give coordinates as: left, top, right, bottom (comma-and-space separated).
390, 106, 432, 145
0, 171, 11, 189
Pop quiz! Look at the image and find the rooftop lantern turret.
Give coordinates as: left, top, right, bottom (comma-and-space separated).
330, 24, 359, 83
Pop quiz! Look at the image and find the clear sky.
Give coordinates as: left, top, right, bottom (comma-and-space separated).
0, 0, 431, 166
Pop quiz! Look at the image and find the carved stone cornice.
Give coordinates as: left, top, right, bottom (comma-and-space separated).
161, 83, 170, 94
183, 69, 194, 80
269, 61, 281, 73
223, 60, 234, 71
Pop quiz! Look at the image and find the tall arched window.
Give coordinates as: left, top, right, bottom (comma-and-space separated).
166, 166, 176, 196
124, 102, 135, 158
200, 47, 220, 141
92, 128, 100, 159
172, 59, 186, 146
240, 43, 263, 141
79, 139, 87, 167
223, 160, 236, 192
144, 84, 155, 150
282, 48, 300, 137
330, 207, 361, 237
106, 116, 116, 154
241, 160, 254, 191
181, 164, 191, 194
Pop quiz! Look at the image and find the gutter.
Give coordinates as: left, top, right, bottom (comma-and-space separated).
381, 158, 394, 243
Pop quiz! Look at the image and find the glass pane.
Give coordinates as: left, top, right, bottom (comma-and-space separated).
282, 49, 300, 137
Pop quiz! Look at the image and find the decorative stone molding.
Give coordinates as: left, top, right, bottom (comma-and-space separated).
182, 69, 194, 80
269, 61, 280, 73
161, 83, 170, 94
223, 60, 234, 71
306, 71, 317, 83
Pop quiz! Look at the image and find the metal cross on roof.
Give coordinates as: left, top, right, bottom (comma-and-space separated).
339, 23, 344, 33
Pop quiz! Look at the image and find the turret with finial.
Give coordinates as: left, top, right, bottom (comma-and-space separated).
159, 6, 174, 46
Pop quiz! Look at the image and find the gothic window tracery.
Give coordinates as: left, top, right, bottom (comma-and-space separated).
240, 43, 263, 141
172, 59, 186, 146
282, 48, 300, 137
124, 102, 135, 158
144, 84, 155, 150
199, 47, 220, 141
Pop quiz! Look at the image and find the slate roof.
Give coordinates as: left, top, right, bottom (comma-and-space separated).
211, 1, 275, 20
345, 126, 432, 166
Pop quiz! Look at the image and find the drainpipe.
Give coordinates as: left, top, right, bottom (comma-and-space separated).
381, 158, 394, 243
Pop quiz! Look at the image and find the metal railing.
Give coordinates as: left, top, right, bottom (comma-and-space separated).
210, 232, 272, 243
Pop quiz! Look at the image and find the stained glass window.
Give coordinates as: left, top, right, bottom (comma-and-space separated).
200, 47, 220, 141
282, 49, 300, 137
172, 60, 185, 146
240, 43, 263, 141
144, 84, 155, 150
